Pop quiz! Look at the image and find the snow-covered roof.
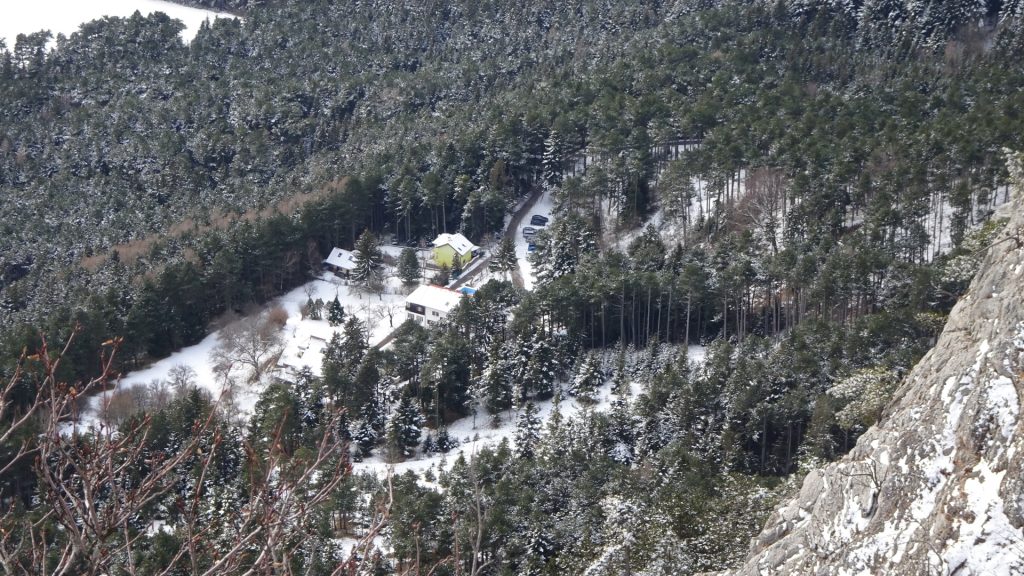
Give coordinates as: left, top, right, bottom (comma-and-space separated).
431, 233, 477, 255
324, 248, 357, 270
406, 285, 464, 314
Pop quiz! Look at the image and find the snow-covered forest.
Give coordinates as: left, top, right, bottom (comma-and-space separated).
1, 0, 1023, 574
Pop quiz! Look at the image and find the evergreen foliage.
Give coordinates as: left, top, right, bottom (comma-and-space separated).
326, 295, 345, 326
397, 247, 421, 285
352, 231, 383, 284
1, 1, 1023, 574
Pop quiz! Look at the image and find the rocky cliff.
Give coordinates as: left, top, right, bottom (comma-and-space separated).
728, 157, 1024, 576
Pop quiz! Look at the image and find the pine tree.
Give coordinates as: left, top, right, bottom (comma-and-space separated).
570, 352, 602, 402
612, 346, 629, 396
515, 402, 541, 459
421, 433, 437, 454
490, 236, 518, 275
322, 332, 352, 401
342, 316, 368, 369
388, 396, 423, 458
350, 351, 381, 413
353, 418, 378, 458
530, 213, 596, 286
431, 265, 451, 286
525, 352, 554, 400
543, 129, 564, 188
397, 247, 421, 285
353, 230, 383, 283
327, 295, 345, 326
482, 345, 512, 415
435, 426, 457, 452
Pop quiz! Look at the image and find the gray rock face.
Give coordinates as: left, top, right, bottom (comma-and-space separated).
728, 159, 1024, 576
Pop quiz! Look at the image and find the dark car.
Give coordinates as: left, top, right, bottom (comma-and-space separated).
530, 214, 549, 226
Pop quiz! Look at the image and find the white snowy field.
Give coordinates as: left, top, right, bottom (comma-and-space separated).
0, 0, 235, 48
75, 271, 409, 428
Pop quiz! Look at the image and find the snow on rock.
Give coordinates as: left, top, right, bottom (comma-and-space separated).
1, 0, 236, 48
726, 158, 1024, 576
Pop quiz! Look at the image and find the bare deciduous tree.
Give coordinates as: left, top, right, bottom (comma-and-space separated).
0, 328, 356, 576
209, 313, 285, 383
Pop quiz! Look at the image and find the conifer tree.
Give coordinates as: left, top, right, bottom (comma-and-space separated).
482, 347, 512, 416
571, 352, 602, 402
342, 316, 368, 369
353, 230, 383, 283
350, 351, 381, 413
451, 254, 464, 278
491, 236, 518, 276
327, 295, 345, 326
543, 129, 564, 188
612, 346, 629, 396
388, 396, 423, 458
515, 402, 542, 459
353, 418, 378, 458
397, 247, 421, 285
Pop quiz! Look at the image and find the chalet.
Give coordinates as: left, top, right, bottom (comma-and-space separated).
405, 285, 464, 325
431, 233, 477, 268
323, 248, 357, 278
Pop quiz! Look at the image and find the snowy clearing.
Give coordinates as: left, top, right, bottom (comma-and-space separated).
1, 0, 236, 48
74, 271, 410, 429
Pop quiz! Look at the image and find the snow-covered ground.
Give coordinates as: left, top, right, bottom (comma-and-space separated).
75, 271, 409, 428
273, 273, 409, 377
1, 0, 236, 48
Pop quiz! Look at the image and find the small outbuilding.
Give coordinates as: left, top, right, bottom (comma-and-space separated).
431, 233, 477, 269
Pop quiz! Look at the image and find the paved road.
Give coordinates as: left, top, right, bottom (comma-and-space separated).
374, 186, 544, 349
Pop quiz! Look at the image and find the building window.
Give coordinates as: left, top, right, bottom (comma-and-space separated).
432, 311, 439, 317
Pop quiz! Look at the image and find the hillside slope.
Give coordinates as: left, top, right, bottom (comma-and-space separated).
727, 157, 1024, 574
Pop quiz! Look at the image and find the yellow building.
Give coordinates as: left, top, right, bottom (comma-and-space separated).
431, 233, 477, 268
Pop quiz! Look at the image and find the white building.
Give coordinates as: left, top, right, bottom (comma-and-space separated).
323, 247, 357, 278
405, 284, 464, 325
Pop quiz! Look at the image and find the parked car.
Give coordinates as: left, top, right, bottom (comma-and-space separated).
522, 226, 537, 238
527, 243, 536, 252
530, 214, 549, 226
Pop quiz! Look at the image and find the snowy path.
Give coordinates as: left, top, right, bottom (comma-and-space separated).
514, 187, 555, 290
